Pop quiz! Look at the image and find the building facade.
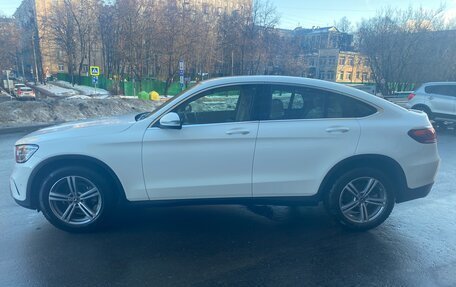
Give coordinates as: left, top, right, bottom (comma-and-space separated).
294, 26, 353, 53
306, 49, 373, 84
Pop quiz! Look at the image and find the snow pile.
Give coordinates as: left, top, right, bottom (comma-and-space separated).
54, 81, 110, 98
0, 98, 165, 128
35, 83, 79, 97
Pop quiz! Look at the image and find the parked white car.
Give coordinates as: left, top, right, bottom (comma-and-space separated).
16, 86, 36, 100
406, 82, 456, 124
11, 76, 440, 232
13, 83, 26, 96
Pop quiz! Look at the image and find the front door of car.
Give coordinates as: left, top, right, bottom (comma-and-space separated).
142, 85, 259, 200
252, 85, 375, 198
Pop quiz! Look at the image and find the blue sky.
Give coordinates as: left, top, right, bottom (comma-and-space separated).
1, 0, 455, 29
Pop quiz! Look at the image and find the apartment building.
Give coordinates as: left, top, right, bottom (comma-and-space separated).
306, 49, 373, 84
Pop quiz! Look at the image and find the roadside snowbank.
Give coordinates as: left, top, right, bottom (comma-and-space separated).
35, 83, 79, 97
54, 81, 110, 98
0, 98, 164, 128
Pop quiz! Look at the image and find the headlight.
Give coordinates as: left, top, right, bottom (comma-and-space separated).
15, 144, 39, 163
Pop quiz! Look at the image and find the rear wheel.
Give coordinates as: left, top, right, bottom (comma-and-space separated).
325, 168, 395, 231
39, 166, 114, 232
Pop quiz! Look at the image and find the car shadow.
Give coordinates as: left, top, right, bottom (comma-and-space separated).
17, 204, 428, 286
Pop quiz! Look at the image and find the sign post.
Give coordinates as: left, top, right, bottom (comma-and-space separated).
90, 66, 100, 89
92, 76, 98, 89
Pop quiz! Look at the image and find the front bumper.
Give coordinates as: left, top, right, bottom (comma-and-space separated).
10, 156, 41, 210
396, 182, 434, 203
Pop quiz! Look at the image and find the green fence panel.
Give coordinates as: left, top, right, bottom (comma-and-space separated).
55, 73, 189, 96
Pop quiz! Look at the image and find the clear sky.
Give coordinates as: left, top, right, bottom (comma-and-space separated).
1, 0, 455, 29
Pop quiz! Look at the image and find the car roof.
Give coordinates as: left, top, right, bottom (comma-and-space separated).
15, 83, 25, 86
421, 82, 456, 86
196, 75, 388, 106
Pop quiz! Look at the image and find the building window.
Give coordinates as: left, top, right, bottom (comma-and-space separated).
339, 56, 345, 65
82, 65, 88, 73
327, 71, 334, 80
348, 57, 354, 66
347, 72, 352, 81
356, 72, 360, 79
362, 73, 369, 81
308, 58, 316, 66
319, 71, 325, 79
328, 56, 336, 65
319, 57, 327, 66
203, 4, 210, 14
58, 64, 64, 72
338, 71, 344, 80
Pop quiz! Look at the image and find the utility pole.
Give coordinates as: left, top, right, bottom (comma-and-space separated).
32, 34, 39, 84
231, 50, 234, 76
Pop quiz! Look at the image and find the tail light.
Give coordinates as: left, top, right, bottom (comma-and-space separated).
407, 93, 415, 100
408, 128, 436, 144
17, 90, 22, 95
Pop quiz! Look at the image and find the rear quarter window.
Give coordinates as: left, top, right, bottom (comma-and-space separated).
326, 93, 378, 118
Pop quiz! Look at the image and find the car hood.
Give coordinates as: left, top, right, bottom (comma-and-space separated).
16, 114, 138, 145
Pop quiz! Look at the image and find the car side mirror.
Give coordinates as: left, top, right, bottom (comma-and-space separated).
159, 112, 182, 129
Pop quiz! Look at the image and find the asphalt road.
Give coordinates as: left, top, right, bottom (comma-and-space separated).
1, 129, 456, 287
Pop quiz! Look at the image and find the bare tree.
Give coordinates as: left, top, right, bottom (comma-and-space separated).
334, 16, 353, 33
357, 6, 448, 95
45, 1, 79, 84
0, 16, 19, 73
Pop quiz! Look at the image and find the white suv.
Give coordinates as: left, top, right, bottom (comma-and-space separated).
406, 82, 456, 124
10, 76, 440, 232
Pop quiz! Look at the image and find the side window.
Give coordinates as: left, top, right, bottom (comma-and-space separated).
173, 85, 255, 125
265, 85, 377, 120
450, 86, 456, 97
425, 85, 456, 97
268, 86, 325, 120
326, 93, 377, 118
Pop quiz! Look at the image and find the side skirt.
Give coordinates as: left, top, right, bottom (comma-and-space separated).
123, 195, 322, 208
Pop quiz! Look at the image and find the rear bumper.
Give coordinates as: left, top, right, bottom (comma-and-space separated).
396, 182, 433, 203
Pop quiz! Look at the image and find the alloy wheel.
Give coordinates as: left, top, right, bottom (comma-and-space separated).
48, 176, 103, 225
338, 177, 388, 224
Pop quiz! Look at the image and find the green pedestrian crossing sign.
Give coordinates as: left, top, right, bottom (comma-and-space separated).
90, 66, 100, 76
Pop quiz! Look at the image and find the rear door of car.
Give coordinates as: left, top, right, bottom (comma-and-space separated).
425, 85, 455, 117
252, 84, 376, 198
450, 85, 456, 116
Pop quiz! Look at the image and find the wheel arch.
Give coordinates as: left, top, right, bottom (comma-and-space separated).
411, 104, 432, 116
27, 155, 127, 210
318, 154, 407, 202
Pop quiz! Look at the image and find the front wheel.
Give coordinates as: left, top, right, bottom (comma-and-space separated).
39, 166, 114, 232
325, 168, 395, 231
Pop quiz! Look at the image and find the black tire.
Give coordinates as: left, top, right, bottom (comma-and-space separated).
39, 166, 114, 232
325, 168, 395, 231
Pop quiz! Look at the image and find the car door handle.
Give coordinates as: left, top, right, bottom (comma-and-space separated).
326, 126, 350, 133
429, 96, 434, 100
225, 128, 250, 135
